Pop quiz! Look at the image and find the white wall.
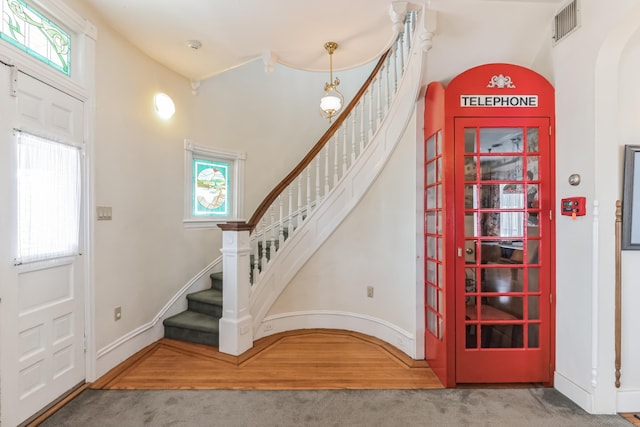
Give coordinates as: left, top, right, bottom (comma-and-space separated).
266, 111, 419, 354
192, 59, 375, 218
551, 0, 640, 413
62, 0, 215, 357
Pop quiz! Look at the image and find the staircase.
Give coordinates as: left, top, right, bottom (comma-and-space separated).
162, 3, 429, 352
163, 272, 223, 346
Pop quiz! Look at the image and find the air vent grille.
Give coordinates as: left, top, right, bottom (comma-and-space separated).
553, 0, 579, 45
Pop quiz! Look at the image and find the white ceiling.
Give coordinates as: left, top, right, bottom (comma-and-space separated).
84, 0, 565, 82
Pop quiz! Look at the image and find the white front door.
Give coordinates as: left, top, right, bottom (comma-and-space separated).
0, 64, 86, 426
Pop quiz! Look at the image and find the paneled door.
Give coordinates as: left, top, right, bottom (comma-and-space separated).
455, 117, 553, 383
0, 66, 86, 426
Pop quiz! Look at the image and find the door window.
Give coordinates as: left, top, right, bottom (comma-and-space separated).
15, 131, 81, 264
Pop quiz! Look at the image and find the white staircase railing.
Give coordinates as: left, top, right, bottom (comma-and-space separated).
218, 3, 429, 355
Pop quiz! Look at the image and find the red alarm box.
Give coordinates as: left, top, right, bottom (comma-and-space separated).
561, 197, 586, 218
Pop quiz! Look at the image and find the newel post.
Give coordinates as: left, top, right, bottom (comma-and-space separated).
217, 221, 253, 355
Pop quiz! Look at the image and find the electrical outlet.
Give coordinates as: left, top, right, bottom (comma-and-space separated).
367, 286, 374, 298
114, 306, 122, 321
264, 323, 273, 331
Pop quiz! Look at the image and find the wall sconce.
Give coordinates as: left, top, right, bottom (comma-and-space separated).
154, 92, 175, 120
319, 41, 344, 122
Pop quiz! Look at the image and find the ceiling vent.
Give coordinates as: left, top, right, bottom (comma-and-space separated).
553, 0, 580, 45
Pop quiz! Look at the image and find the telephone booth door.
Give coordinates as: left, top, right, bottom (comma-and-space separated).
454, 117, 552, 383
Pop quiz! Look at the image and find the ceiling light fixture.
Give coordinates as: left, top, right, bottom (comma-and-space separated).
319, 41, 344, 122
186, 40, 202, 50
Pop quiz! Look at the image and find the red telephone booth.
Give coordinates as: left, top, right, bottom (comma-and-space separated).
424, 64, 556, 386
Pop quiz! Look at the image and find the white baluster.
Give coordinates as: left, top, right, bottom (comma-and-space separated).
405, 14, 413, 57
393, 43, 399, 93
270, 204, 276, 256
385, 63, 390, 115
333, 133, 339, 185
342, 124, 348, 175
306, 166, 312, 215
351, 113, 357, 163
368, 87, 374, 140
252, 239, 260, 284
324, 144, 330, 195
360, 99, 366, 151
377, 75, 383, 128
278, 194, 284, 247
288, 186, 294, 237
316, 155, 321, 202
260, 217, 268, 271
297, 175, 303, 226
398, 29, 406, 76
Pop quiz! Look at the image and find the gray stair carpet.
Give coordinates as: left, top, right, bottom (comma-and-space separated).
163, 272, 222, 347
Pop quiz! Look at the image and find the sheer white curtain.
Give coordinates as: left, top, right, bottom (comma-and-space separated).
16, 131, 81, 264
499, 184, 524, 238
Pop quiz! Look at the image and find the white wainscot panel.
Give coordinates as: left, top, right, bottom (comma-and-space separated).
18, 264, 73, 314
19, 323, 45, 360
51, 102, 74, 135
53, 312, 74, 344
17, 91, 44, 124
19, 360, 46, 399
53, 345, 74, 378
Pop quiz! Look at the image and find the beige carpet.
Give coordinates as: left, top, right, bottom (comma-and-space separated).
39, 388, 631, 427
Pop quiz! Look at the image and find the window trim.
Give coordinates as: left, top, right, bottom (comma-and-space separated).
184, 139, 245, 228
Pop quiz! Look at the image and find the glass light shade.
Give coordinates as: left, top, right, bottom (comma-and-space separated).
320, 94, 342, 112
320, 88, 344, 120
154, 92, 175, 120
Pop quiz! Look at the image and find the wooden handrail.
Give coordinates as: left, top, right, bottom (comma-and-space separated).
246, 49, 392, 231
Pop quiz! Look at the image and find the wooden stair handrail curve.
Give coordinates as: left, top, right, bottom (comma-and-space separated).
246, 49, 392, 231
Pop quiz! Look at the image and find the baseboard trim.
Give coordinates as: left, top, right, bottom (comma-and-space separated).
254, 310, 417, 359
95, 258, 221, 378
554, 371, 593, 413
617, 389, 640, 413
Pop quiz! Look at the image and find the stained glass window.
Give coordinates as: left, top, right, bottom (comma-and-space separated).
0, 0, 71, 75
184, 141, 245, 227
193, 158, 229, 217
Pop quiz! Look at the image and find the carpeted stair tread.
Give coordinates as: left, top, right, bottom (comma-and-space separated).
187, 288, 222, 305
163, 310, 219, 333
210, 272, 223, 291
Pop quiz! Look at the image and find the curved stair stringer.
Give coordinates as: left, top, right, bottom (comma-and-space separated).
248, 41, 428, 346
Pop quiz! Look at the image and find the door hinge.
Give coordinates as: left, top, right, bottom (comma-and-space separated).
83, 334, 87, 353
549, 210, 553, 221
9, 65, 18, 97
550, 293, 553, 304
549, 125, 552, 136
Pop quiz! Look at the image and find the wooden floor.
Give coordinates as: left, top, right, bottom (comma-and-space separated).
91, 329, 443, 390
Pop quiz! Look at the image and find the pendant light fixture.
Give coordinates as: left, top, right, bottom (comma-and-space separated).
319, 41, 344, 122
